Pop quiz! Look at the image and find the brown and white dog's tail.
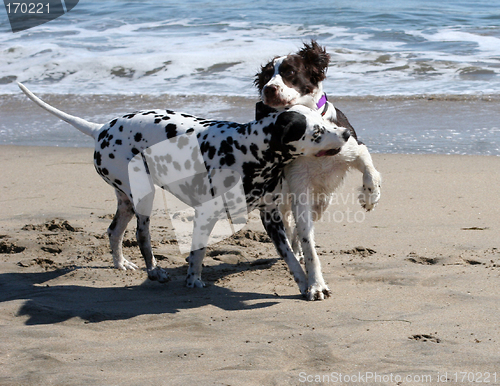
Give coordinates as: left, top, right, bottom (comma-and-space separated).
18, 82, 102, 139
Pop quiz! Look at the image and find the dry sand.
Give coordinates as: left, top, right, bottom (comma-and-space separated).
1, 145, 499, 385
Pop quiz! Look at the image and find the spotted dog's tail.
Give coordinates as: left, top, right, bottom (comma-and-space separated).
18, 82, 102, 139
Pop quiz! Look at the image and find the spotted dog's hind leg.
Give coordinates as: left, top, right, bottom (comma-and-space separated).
108, 190, 138, 271
136, 213, 169, 283
279, 180, 304, 262
292, 196, 331, 301
261, 207, 308, 296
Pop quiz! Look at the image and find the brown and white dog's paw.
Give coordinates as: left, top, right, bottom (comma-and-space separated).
359, 170, 381, 211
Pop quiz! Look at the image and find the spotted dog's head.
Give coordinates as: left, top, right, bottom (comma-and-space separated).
255, 41, 330, 109
269, 105, 349, 159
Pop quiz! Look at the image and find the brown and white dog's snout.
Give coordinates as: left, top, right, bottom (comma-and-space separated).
262, 84, 279, 104
262, 83, 296, 108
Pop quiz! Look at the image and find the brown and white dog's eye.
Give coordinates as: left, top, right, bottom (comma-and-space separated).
263, 72, 273, 83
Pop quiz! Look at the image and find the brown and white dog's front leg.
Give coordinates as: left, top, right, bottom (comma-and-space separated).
327, 104, 381, 211
260, 206, 308, 296
353, 144, 381, 211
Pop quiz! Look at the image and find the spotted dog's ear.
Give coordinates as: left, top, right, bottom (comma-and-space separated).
275, 111, 307, 144
298, 40, 330, 84
255, 101, 278, 121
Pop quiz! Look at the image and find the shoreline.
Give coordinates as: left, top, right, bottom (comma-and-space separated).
2, 93, 500, 155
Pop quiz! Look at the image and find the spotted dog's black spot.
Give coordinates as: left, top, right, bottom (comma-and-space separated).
123, 113, 136, 119
249, 143, 259, 159
98, 129, 109, 142
94, 151, 102, 166
134, 132, 143, 142
224, 153, 236, 166
234, 141, 247, 154
165, 123, 177, 139
109, 153, 115, 159
109, 119, 118, 128
115, 139, 122, 145
108, 218, 117, 231
219, 139, 234, 156
200, 141, 217, 160
236, 124, 249, 135
100, 139, 110, 149
312, 125, 326, 143
131, 148, 140, 155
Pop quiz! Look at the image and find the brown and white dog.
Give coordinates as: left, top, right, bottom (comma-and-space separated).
255, 41, 381, 300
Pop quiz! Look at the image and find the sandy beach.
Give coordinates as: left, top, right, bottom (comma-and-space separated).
1, 145, 500, 385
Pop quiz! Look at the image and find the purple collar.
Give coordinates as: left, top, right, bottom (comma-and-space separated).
317, 93, 328, 116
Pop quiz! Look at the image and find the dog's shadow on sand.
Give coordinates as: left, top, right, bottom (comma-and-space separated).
0, 262, 297, 325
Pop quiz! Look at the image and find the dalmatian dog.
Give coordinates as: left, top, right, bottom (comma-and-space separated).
18, 82, 350, 299
255, 41, 382, 300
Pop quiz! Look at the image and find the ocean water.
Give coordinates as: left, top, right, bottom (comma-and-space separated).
1, 0, 500, 153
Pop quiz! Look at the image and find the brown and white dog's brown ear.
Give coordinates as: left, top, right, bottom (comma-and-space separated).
298, 40, 330, 84
254, 57, 278, 94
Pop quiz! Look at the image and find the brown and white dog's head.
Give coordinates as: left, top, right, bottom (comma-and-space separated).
255, 40, 330, 109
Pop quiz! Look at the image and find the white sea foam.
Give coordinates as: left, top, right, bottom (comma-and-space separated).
1, 1, 500, 96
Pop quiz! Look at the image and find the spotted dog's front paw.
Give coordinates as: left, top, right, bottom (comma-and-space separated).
359, 170, 381, 211
185, 274, 206, 288
147, 267, 170, 283
306, 283, 332, 301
